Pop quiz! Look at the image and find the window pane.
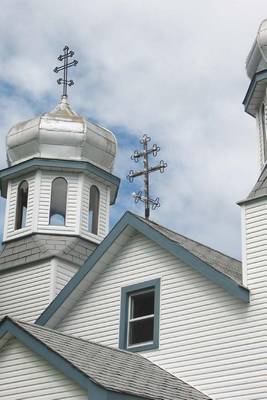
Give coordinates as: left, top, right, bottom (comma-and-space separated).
130, 291, 154, 318
129, 317, 154, 345
49, 178, 67, 226
15, 181, 28, 230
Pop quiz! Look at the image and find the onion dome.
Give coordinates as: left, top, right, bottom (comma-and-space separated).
6, 96, 117, 173
246, 19, 267, 79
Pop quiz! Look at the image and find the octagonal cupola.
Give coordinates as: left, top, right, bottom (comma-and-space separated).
1, 93, 120, 245
7, 96, 117, 173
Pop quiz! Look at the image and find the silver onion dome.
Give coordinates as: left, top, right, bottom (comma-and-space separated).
6, 96, 117, 173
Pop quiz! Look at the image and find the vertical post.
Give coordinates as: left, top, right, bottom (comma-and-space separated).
63, 46, 68, 97
143, 138, 150, 219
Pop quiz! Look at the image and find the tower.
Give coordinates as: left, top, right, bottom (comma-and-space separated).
239, 20, 267, 290
0, 48, 120, 322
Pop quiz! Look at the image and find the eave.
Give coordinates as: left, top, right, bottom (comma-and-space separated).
0, 157, 120, 205
243, 69, 267, 117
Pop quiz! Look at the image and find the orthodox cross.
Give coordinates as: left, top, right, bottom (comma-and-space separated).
54, 45, 78, 97
127, 134, 167, 219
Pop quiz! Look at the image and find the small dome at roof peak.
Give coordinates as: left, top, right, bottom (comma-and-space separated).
6, 96, 117, 173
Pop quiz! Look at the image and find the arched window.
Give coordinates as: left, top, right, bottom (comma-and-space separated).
15, 180, 28, 230
261, 104, 267, 162
88, 185, 100, 235
49, 178, 68, 226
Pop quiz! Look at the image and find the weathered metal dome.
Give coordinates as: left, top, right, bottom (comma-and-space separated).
6, 96, 117, 173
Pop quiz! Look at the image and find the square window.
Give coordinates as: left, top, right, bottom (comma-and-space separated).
119, 279, 160, 352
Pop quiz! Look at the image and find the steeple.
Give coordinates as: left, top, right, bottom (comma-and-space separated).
243, 19, 267, 170
0, 48, 120, 322
238, 20, 267, 287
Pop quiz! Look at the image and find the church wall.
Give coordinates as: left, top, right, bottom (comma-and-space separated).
0, 261, 52, 322
57, 232, 266, 400
4, 173, 36, 242
0, 338, 88, 399
55, 259, 79, 296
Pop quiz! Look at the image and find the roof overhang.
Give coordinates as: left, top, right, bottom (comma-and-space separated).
36, 212, 250, 328
0, 317, 148, 400
243, 69, 267, 117
0, 157, 120, 205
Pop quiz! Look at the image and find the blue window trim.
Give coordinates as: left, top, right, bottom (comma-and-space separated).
119, 278, 160, 353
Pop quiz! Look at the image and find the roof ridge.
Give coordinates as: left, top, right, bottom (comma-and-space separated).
135, 213, 241, 264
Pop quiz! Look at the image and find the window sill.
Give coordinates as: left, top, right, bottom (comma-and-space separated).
125, 342, 159, 353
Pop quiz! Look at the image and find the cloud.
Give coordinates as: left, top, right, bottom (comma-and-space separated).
0, 0, 265, 258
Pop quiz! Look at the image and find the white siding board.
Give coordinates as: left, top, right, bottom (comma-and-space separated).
58, 232, 267, 400
55, 260, 78, 296
0, 339, 87, 400
0, 262, 52, 322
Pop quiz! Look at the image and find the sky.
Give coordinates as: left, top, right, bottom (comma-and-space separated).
0, 0, 266, 259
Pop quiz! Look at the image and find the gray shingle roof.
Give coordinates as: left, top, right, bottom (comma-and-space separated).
15, 319, 210, 400
137, 216, 242, 284
0, 234, 96, 272
243, 165, 267, 202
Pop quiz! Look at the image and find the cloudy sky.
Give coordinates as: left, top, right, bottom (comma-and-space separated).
0, 0, 266, 259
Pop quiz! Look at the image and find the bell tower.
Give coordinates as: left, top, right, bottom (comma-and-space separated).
0, 47, 120, 322
239, 20, 267, 288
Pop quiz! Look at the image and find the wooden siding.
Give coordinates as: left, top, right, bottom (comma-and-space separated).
0, 338, 87, 399
0, 262, 52, 322
80, 175, 109, 240
55, 260, 79, 296
58, 231, 267, 400
4, 173, 36, 242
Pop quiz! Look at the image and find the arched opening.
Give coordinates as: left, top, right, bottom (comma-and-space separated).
15, 180, 28, 230
261, 103, 267, 162
49, 177, 68, 226
88, 185, 100, 235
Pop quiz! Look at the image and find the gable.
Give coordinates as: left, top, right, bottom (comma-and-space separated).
0, 338, 87, 399
57, 231, 247, 344
37, 212, 249, 328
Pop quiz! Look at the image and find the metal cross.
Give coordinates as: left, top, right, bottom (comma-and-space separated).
127, 134, 167, 219
54, 45, 78, 97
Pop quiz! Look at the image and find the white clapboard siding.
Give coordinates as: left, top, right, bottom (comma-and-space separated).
0, 262, 52, 322
80, 175, 109, 240
55, 260, 79, 296
0, 339, 87, 400
37, 171, 80, 235
58, 231, 267, 400
4, 173, 36, 241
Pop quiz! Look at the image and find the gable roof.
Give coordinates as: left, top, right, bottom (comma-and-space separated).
0, 316, 211, 400
0, 234, 96, 272
36, 212, 249, 327
139, 216, 243, 283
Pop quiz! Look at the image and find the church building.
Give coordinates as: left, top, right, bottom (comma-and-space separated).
0, 20, 267, 400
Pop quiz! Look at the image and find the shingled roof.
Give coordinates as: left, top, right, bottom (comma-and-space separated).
5, 318, 210, 400
138, 216, 243, 284
0, 234, 96, 272
241, 164, 267, 203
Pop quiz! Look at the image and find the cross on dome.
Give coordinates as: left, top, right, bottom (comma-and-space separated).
54, 45, 78, 97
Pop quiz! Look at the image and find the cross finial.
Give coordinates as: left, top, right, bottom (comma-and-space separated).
54, 45, 78, 97
127, 134, 167, 219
